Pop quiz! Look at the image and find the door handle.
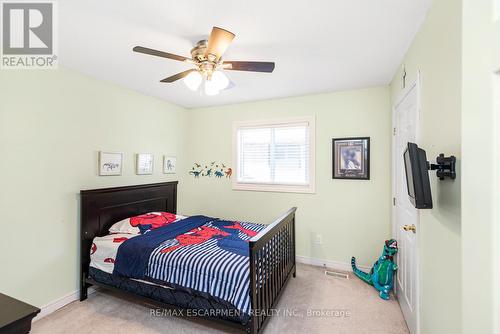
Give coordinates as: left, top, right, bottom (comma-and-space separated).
403, 224, 416, 233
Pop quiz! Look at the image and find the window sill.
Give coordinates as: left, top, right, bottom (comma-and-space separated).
232, 182, 315, 194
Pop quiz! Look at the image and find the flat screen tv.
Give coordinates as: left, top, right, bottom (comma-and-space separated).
403, 142, 433, 209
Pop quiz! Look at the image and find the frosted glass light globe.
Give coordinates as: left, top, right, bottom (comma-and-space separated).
204, 79, 220, 96
210, 71, 229, 90
183, 71, 202, 91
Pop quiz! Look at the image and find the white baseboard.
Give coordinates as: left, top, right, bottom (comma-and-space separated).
296, 255, 371, 272
35, 287, 98, 321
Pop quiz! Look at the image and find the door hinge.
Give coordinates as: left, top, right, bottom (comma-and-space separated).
393, 127, 396, 136
393, 197, 396, 206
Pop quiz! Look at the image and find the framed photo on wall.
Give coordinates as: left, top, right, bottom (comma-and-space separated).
163, 156, 176, 174
98, 151, 123, 176
332, 137, 370, 180
136, 153, 154, 175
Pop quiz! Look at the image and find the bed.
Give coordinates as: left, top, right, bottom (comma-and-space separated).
80, 182, 296, 334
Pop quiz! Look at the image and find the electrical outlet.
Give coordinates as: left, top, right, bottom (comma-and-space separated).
314, 234, 322, 245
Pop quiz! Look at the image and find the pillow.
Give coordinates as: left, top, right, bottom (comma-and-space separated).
109, 212, 184, 234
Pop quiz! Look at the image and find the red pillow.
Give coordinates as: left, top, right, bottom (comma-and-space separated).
109, 212, 185, 234
130, 212, 178, 229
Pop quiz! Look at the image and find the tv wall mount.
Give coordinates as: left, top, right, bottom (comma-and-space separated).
427, 154, 456, 180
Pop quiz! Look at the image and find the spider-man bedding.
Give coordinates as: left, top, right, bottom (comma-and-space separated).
90, 215, 265, 315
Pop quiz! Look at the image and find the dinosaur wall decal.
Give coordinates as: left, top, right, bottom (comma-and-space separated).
189, 161, 232, 180
189, 170, 202, 178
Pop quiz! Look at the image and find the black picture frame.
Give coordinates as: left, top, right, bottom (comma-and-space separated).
332, 137, 370, 180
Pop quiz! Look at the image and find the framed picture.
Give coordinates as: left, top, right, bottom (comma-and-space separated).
163, 156, 176, 174
136, 153, 154, 175
98, 151, 123, 176
332, 137, 370, 180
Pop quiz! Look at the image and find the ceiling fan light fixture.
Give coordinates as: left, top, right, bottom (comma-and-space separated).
183, 70, 202, 91
133, 26, 275, 95
211, 70, 229, 90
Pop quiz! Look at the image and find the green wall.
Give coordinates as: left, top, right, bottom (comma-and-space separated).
0, 68, 186, 307
179, 87, 392, 268
462, 0, 500, 332
390, 0, 462, 332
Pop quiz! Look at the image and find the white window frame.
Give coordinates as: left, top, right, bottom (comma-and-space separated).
232, 117, 315, 194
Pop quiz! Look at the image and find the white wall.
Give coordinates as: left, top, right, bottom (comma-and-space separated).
390, 0, 462, 332
179, 86, 392, 268
0, 67, 186, 307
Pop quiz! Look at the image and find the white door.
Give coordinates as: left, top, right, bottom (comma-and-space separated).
393, 80, 420, 334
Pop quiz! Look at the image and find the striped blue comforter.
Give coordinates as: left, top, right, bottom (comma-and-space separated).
115, 216, 265, 314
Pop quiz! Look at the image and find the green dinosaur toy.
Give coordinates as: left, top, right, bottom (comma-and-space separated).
351, 239, 398, 300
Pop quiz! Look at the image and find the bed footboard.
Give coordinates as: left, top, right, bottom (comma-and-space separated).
248, 207, 296, 334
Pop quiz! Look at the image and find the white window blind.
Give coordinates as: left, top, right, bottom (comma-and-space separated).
234, 119, 314, 193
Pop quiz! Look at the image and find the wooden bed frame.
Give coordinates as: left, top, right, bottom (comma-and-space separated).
80, 182, 296, 334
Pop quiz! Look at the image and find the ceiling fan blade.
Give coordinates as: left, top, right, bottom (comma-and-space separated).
160, 69, 196, 83
206, 27, 235, 61
133, 46, 189, 62
223, 61, 275, 73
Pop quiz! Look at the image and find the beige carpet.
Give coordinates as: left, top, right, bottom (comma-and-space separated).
32, 264, 408, 334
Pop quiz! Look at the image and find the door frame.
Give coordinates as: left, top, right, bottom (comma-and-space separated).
391, 72, 421, 334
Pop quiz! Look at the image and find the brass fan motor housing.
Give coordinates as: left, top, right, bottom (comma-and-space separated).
190, 40, 208, 61
190, 40, 220, 79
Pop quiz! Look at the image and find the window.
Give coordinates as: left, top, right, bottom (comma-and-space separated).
233, 117, 315, 193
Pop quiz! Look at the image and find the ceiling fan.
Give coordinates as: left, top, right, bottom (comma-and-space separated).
133, 27, 275, 96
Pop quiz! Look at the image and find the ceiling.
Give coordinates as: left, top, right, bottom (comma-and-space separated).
58, 0, 432, 109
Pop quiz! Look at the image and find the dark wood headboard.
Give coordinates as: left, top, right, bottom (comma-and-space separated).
79, 182, 177, 298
